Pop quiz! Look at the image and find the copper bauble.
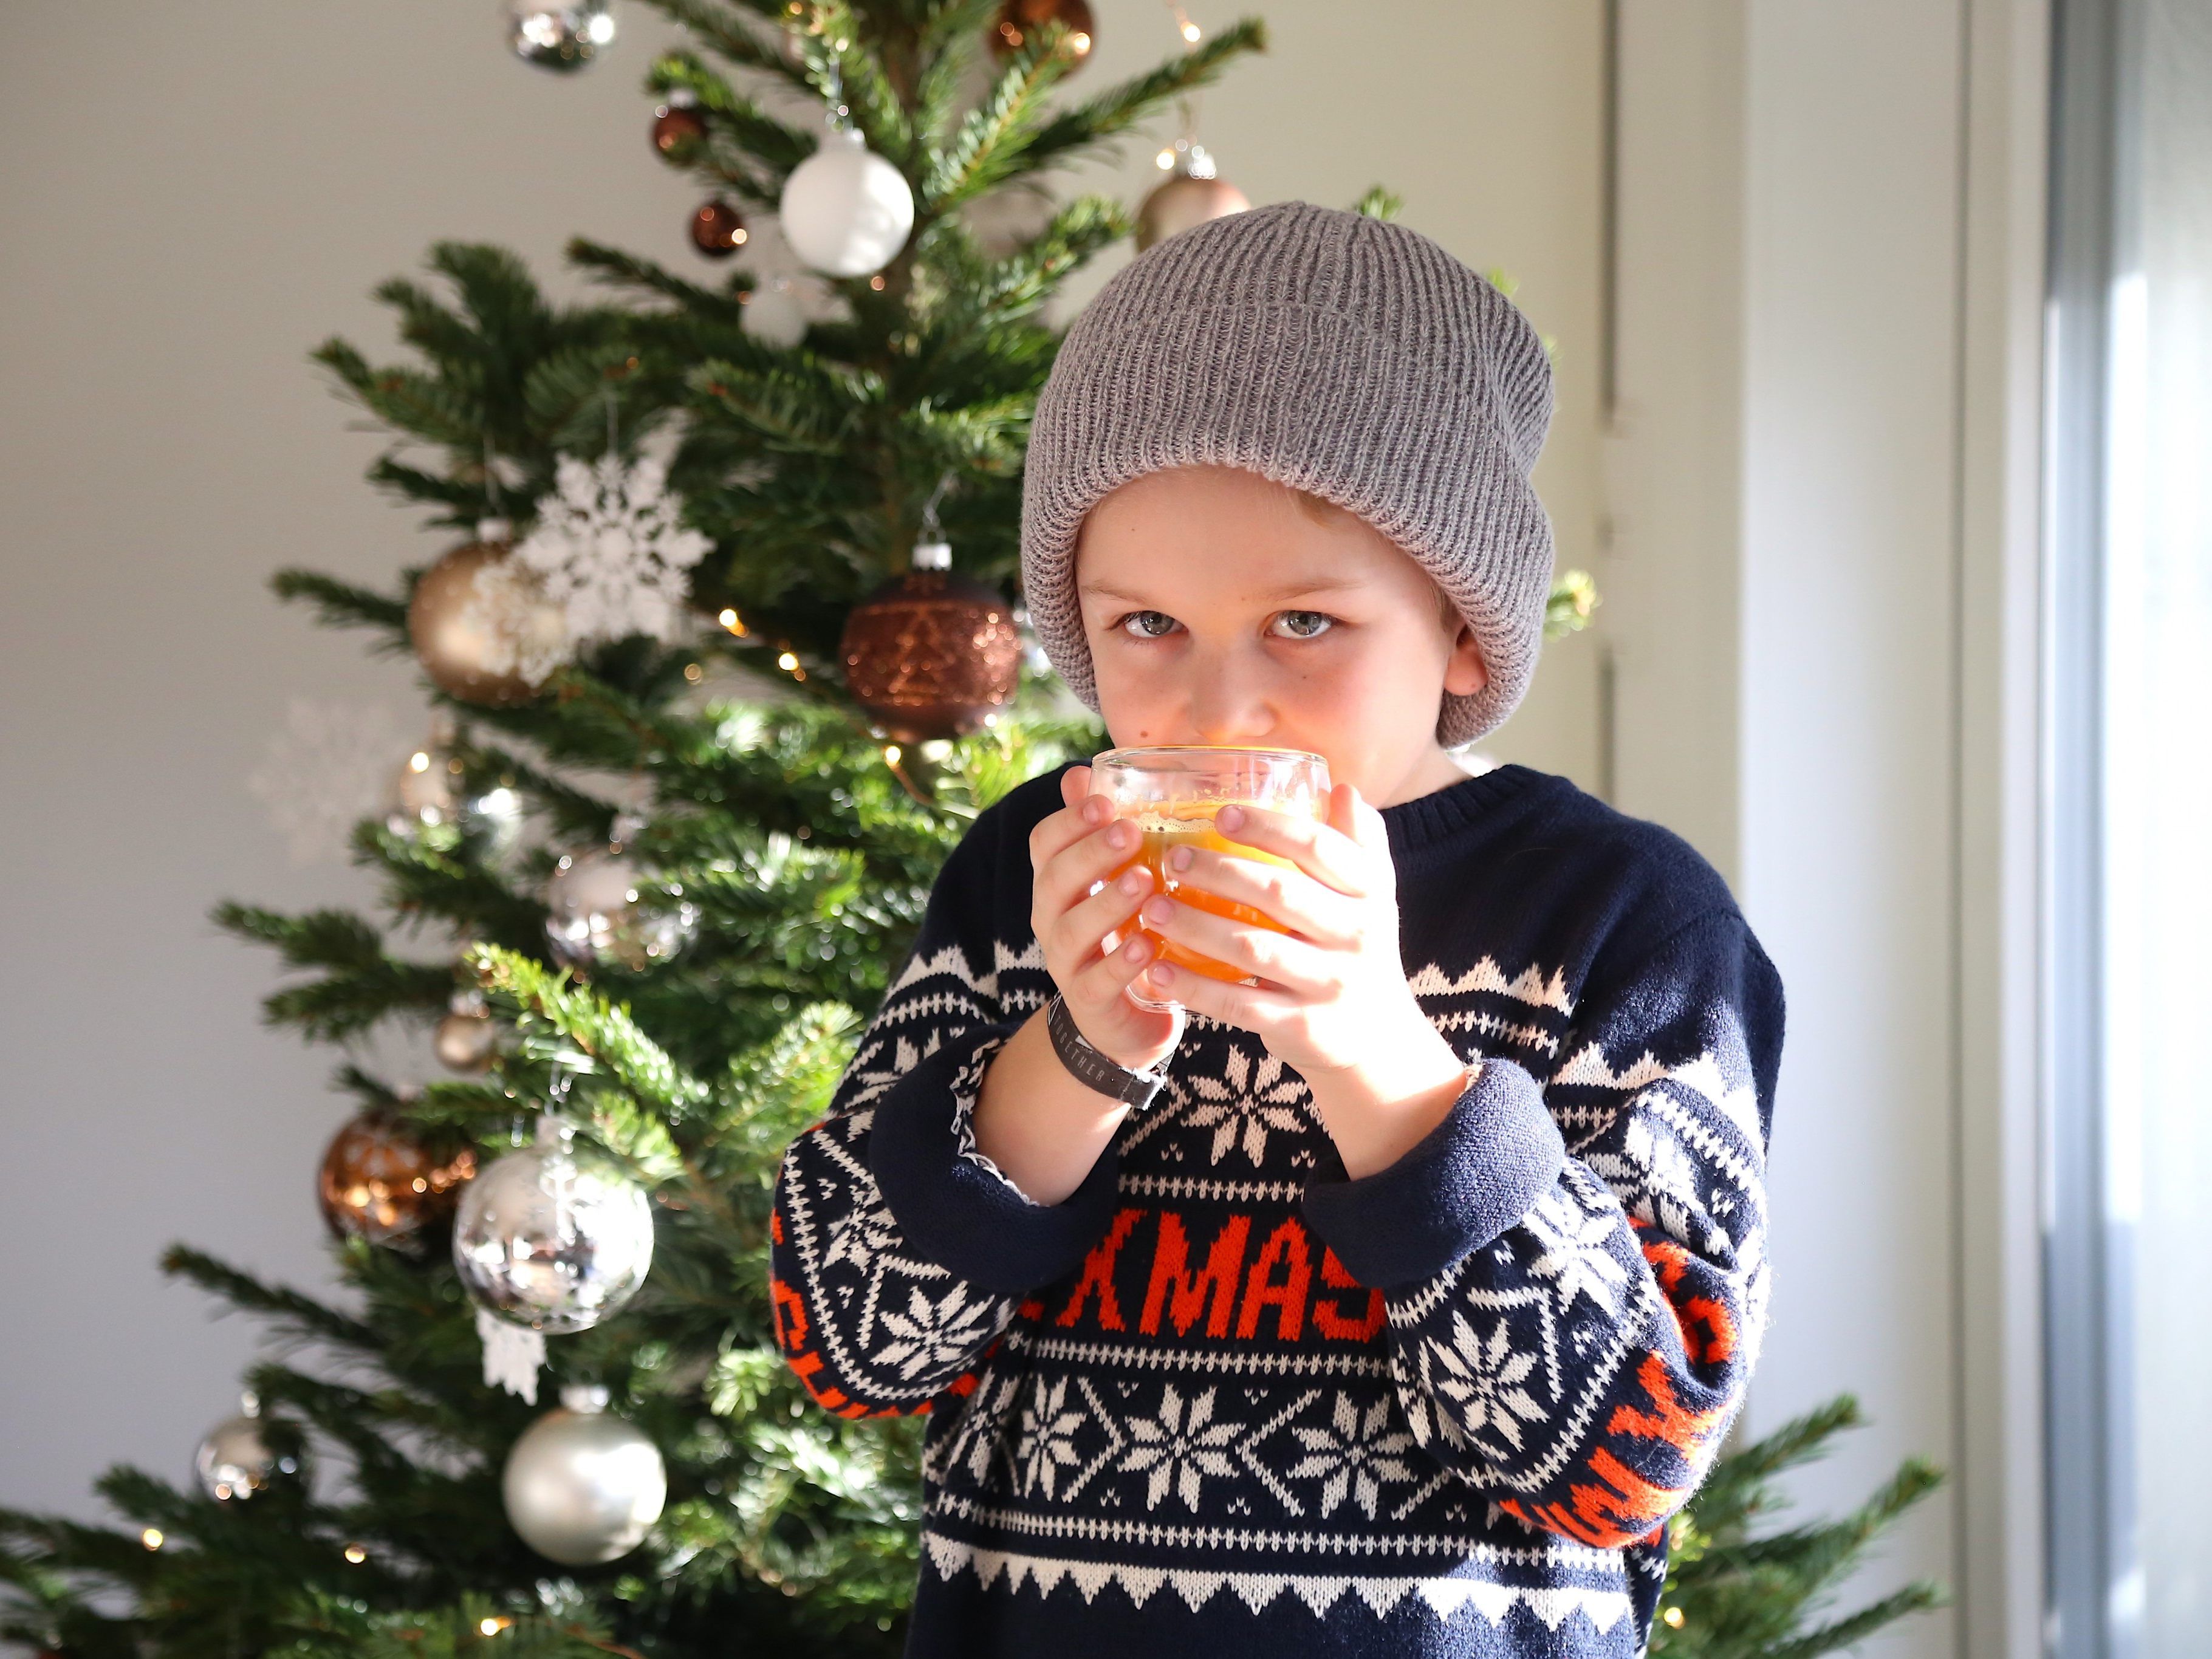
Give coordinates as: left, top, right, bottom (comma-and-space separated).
689, 199, 748, 258
406, 535, 569, 706
987, 0, 1095, 70
318, 1110, 476, 1245
651, 103, 707, 160
1135, 173, 1251, 253
839, 542, 1020, 742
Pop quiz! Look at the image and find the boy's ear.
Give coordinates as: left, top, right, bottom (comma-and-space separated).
1443, 623, 1488, 697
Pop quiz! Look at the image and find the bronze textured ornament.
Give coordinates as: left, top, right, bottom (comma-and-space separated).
840, 538, 1021, 742
987, 0, 1096, 71
688, 198, 747, 258
317, 1107, 477, 1246
651, 97, 706, 160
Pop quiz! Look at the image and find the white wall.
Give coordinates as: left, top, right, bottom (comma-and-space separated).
0, 0, 1609, 1525
1609, 4, 2050, 1657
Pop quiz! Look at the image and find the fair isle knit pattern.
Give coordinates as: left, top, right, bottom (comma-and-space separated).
1018, 199, 1558, 750
771, 764, 1784, 1659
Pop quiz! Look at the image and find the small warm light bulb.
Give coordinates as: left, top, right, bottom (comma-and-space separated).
684, 662, 704, 682
343, 1543, 367, 1564
1182, 20, 1202, 41
883, 745, 902, 765
1662, 1606, 1686, 1629
776, 651, 799, 672
408, 751, 431, 773
411, 1176, 428, 1193
479, 1616, 509, 1636
141, 1528, 164, 1550
1069, 30, 1091, 50
585, 11, 616, 43
1156, 147, 1176, 170
869, 275, 886, 290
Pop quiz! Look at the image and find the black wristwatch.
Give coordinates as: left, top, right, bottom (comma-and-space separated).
1046, 994, 1171, 1110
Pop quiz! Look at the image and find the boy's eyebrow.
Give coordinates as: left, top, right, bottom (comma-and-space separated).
1078, 573, 1371, 604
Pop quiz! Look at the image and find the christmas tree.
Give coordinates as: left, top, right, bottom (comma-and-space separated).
0, 4, 1932, 1655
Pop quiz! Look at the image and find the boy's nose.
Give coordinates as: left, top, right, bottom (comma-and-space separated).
1182, 658, 1276, 746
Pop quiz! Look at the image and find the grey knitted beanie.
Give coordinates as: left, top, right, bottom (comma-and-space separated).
1019, 198, 1556, 749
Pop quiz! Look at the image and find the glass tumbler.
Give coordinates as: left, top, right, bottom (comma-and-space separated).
1091, 745, 1332, 1011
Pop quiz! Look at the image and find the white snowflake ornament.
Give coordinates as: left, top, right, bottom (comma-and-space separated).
515, 453, 713, 650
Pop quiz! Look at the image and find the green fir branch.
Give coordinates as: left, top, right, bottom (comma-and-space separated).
269, 569, 412, 639
160, 1247, 383, 1351
1019, 17, 1268, 175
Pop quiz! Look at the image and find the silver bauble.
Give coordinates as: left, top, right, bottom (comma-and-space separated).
453, 1117, 653, 1334
544, 847, 698, 973
778, 127, 916, 278
194, 1394, 304, 1502
433, 991, 501, 1073
508, 0, 615, 71
502, 1383, 666, 1565
387, 749, 524, 857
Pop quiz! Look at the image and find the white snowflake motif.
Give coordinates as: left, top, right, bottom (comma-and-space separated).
1419, 1312, 1548, 1453
1014, 1377, 1086, 1500
823, 1200, 899, 1276
515, 452, 712, 650
937, 1374, 1019, 1486
872, 1283, 996, 1380
1524, 1188, 1631, 1316
1179, 1043, 1311, 1166
462, 555, 574, 686
1118, 1384, 1242, 1511
1586, 1110, 1707, 1247
247, 699, 405, 865
1286, 1390, 1418, 1519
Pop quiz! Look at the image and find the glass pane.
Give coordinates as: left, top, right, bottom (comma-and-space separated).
2103, 0, 2212, 1646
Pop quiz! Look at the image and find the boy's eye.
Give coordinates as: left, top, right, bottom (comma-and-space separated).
1269, 610, 1336, 640
1119, 611, 1180, 639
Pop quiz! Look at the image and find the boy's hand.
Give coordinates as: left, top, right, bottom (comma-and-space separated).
1026, 764, 1183, 1073
1132, 783, 1471, 1171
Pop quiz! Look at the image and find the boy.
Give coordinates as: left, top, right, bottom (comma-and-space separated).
772, 200, 1782, 1657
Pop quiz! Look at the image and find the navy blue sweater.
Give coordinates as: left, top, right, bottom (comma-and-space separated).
771, 762, 1783, 1657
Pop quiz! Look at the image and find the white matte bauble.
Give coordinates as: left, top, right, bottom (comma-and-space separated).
544, 846, 698, 973
453, 1117, 654, 1334
502, 1384, 666, 1565
194, 1394, 304, 1502
778, 128, 915, 278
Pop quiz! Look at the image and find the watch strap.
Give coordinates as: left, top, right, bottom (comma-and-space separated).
1046, 994, 1166, 1110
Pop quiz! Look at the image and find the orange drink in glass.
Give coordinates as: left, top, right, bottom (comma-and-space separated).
1091, 745, 1332, 1011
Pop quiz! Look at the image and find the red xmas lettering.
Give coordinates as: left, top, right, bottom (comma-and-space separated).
1050, 1208, 1384, 1347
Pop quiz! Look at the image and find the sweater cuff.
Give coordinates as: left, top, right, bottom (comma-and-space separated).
1301, 1058, 1566, 1292
868, 1024, 1122, 1296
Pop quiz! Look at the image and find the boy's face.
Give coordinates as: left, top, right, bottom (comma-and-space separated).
1073, 463, 1488, 807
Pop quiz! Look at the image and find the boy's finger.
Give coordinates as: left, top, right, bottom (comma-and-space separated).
1049, 860, 1154, 966
1060, 763, 1093, 811
1027, 782, 1115, 871
1135, 959, 1296, 1035
1161, 847, 1360, 948
1034, 816, 1143, 920
1135, 895, 1335, 996
1211, 802, 1372, 898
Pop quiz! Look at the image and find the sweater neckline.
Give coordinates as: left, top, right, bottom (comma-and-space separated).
1377, 762, 1553, 855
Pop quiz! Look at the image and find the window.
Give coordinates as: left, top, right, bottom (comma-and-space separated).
2045, 0, 2212, 1652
